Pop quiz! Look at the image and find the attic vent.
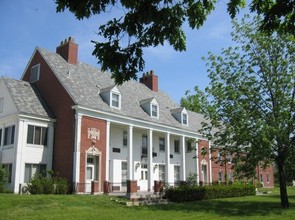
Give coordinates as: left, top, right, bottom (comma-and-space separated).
67, 70, 71, 76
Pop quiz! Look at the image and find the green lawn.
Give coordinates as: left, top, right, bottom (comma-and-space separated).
0, 187, 294, 220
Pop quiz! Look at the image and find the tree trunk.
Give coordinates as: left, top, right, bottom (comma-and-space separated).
277, 156, 289, 208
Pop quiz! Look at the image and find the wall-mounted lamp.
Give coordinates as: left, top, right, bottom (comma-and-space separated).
135, 162, 141, 171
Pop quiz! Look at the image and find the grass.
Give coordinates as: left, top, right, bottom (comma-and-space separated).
0, 187, 294, 220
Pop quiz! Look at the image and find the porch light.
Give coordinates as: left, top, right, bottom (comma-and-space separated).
153, 164, 158, 172
135, 162, 141, 170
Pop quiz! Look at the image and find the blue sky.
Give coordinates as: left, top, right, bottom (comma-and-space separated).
0, 0, 247, 103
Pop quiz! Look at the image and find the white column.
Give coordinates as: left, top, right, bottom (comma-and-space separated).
196, 140, 200, 183
73, 114, 82, 185
209, 140, 212, 183
147, 129, 153, 191
14, 119, 25, 193
165, 132, 170, 185
0, 125, 4, 162
127, 125, 133, 180
105, 121, 110, 181
180, 135, 186, 181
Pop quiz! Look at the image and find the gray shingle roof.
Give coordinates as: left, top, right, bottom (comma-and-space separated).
3, 77, 54, 119
37, 47, 206, 133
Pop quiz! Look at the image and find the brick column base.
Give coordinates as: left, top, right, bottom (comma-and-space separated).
154, 181, 164, 195
126, 180, 138, 200
103, 181, 110, 194
91, 181, 99, 195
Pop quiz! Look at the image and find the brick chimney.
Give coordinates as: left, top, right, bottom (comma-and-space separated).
56, 37, 78, 64
139, 70, 158, 92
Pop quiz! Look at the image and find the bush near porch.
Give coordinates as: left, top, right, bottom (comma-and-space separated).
164, 184, 255, 202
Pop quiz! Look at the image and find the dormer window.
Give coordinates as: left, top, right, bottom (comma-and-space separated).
151, 104, 158, 117
182, 113, 188, 125
30, 64, 40, 83
171, 107, 188, 125
140, 97, 159, 118
100, 85, 121, 109
111, 93, 120, 108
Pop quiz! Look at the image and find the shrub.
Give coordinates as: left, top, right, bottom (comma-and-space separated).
27, 170, 69, 194
164, 183, 255, 202
0, 164, 8, 193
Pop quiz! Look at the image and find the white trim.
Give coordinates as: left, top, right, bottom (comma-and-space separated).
147, 129, 153, 191
209, 141, 212, 183
127, 125, 133, 180
180, 135, 186, 181
73, 113, 82, 186
105, 121, 110, 181
72, 105, 206, 140
196, 141, 199, 184
165, 132, 170, 184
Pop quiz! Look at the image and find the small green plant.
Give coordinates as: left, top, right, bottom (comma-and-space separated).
186, 172, 198, 186
27, 170, 69, 194
0, 164, 8, 193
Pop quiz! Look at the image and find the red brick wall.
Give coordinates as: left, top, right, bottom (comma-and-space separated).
56, 40, 78, 65
22, 50, 75, 185
198, 140, 211, 183
80, 116, 107, 192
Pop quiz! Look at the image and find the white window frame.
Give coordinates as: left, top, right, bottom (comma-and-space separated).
27, 125, 48, 146
121, 161, 127, 186
151, 104, 158, 118
4, 125, 15, 146
24, 163, 47, 183
182, 113, 188, 125
159, 137, 165, 151
111, 92, 120, 109
158, 164, 165, 182
0, 98, 3, 113
2, 164, 12, 183
174, 140, 180, 153
174, 165, 180, 185
30, 64, 40, 83
123, 130, 127, 147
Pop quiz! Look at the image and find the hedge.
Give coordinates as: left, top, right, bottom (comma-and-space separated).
164, 184, 255, 202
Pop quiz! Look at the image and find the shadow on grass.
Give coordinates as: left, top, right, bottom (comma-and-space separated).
144, 196, 294, 217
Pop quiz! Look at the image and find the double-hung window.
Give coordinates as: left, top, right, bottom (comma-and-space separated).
151, 104, 158, 117
111, 93, 120, 108
174, 140, 180, 153
182, 113, 188, 125
2, 164, 12, 183
159, 165, 165, 182
27, 125, 48, 146
4, 125, 15, 146
24, 164, 46, 183
159, 137, 165, 151
123, 130, 127, 147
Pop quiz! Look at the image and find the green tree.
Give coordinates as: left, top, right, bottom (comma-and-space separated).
202, 15, 295, 208
0, 165, 8, 193
54, 0, 295, 84
180, 86, 208, 114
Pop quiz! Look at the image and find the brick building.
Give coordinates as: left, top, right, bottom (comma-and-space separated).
0, 37, 274, 194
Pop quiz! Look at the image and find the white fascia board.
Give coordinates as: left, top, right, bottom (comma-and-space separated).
72, 105, 206, 141
18, 114, 56, 123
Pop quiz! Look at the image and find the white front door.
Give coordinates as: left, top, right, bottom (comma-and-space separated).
86, 164, 94, 193
140, 163, 148, 191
